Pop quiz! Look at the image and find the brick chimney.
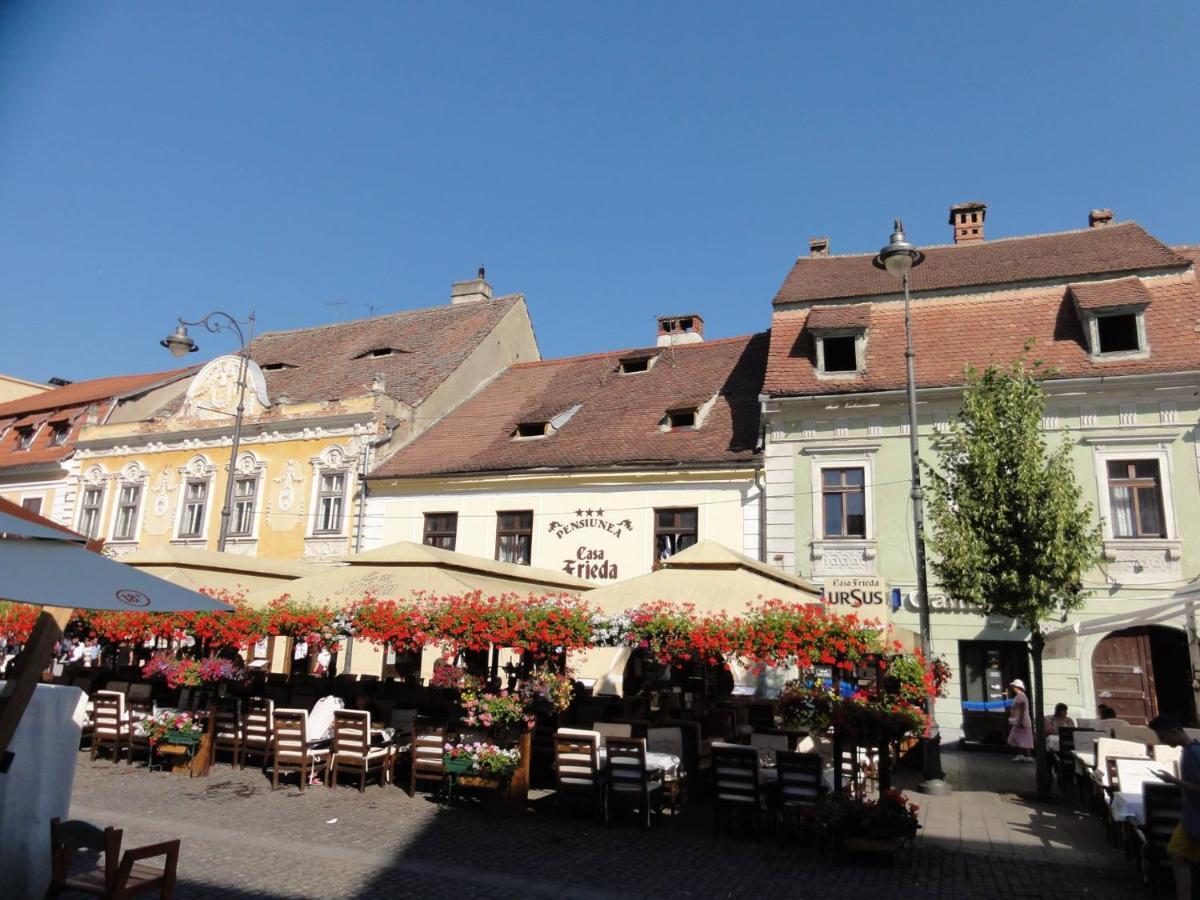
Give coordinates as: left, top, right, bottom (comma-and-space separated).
808, 237, 830, 257
949, 201, 987, 244
450, 266, 493, 304
1088, 208, 1115, 228
656, 314, 704, 347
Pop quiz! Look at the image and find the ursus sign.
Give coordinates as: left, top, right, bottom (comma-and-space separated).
823, 576, 889, 618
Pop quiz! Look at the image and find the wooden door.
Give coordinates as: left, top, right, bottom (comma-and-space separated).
1092, 629, 1157, 724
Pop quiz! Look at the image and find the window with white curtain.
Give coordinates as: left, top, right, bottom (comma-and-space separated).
314, 472, 345, 534
113, 484, 142, 541
78, 487, 104, 539
179, 480, 208, 538
230, 476, 258, 537
1107, 460, 1165, 538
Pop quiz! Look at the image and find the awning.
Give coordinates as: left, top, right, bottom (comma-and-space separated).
120, 546, 315, 595
243, 540, 593, 609
1043, 590, 1199, 660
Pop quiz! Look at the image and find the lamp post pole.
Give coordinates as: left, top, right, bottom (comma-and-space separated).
161, 311, 256, 552
874, 220, 950, 796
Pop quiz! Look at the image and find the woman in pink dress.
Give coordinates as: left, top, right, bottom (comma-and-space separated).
1007, 679, 1034, 762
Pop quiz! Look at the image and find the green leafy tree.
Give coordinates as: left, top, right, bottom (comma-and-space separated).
924, 353, 1102, 800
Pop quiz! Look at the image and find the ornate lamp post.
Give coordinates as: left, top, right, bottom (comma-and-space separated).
161, 311, 256, 552
873, 221, 951, 796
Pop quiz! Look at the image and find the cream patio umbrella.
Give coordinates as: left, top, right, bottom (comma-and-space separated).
120, 545, 315, 595
243, 540, 594, 608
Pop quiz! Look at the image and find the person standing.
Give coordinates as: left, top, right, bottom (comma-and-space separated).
1006, 678, 1034, 762
1149, 715, 1200, 900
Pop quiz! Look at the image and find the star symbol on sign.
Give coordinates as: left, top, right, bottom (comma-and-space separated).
596, 508, 604, 516
585, 508, 594, 516
575, 509, 584, 518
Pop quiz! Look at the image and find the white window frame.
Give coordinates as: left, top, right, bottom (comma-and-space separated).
1087, 437, 1179, 549
111, 483, 144, 542
172, 456, 216, 544
77, 484, 106, 540
814, 329, 867, 379
804, 443, 879, 575
306, 445, 353, 540
20, 494, 45, 516
225, 452, 267, 544
1080, 306, 1150, 361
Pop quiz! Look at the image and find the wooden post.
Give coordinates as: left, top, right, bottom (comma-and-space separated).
0, 606, 74, 772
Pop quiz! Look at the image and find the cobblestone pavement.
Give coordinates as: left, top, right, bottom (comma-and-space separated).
64, 748, 1145, 900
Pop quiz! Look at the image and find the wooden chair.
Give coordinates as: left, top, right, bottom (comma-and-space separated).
775, 750, 824, 840
329, 709, 394, 791
240, 697, 274, 769
553, 729, 605, 819
594, 721, 633, 742
1054, 726, 1077, 793
124, 698, 155, 767
409, 726, 446, 797
1135, 782, 1182, 891
46, 817, 179, 899
91, 691, 129, 764
605, 737, 663, 830
212, 697, 243, 767
270, 708, 329, 791
712, 741, 769, 838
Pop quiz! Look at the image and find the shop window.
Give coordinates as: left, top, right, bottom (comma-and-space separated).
822, 467, 866, 538
654, 507, 697, 561
495, 510, 533, 565
423, 512, 458, 550
1107, 460, 1165, 538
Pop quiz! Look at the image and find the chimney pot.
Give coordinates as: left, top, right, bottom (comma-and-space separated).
1088, 208, 1115, 228
450, 273, 493, 304
948, 201, 987, 244
656, 314, 704, 347
809, 237, 830, 257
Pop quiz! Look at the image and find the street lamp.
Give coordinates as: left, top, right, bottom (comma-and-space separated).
873, 220, 951, 796
160, 311, 256, 553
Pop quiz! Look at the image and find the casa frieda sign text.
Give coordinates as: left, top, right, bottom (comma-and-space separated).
547, 509, 633, 581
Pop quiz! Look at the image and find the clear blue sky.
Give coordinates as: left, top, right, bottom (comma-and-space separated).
3, 2, 1198, 383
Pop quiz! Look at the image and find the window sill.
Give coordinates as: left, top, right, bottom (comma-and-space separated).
303, 534, 347, 563
1102, 538, 1180, 561
1100, 539, 1182, 583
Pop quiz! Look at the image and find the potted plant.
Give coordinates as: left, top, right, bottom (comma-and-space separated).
820, 789, 920, 861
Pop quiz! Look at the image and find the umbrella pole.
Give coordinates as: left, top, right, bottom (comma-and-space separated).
0, 606, 73, 772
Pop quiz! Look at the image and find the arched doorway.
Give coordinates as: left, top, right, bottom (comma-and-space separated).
1091, 626, 1193, 724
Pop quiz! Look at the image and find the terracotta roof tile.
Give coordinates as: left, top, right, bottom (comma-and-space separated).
773, 222, 1187, 305
764, 274, 1200, 397
372, 334, 768, 478
0, 368, 191, 471
246, 297, 523, 406
805, 303, 872, 330
1068, 276, 1153, 310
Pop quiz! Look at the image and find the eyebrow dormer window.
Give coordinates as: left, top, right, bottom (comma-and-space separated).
261, 362, 296, 372
619, 356, 653, 374
663, 408, 697, 431
353, 347, 407, 360
515, 421, 549, 439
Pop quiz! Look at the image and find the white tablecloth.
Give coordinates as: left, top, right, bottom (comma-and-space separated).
0, 683, 87, 900
1110, 790, 1145, 826
597, 748, 681, 775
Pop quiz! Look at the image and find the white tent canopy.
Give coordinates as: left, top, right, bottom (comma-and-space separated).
1043, 589, 1200, 660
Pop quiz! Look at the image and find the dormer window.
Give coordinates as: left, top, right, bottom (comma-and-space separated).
353, 347, 407, 360
1069, 278, 1151, 360
663, 408, 697, 431
261, 362, 296, 372
48, 422, 71, 447
806, 303, 871, 378
619, 356, 654, 374
16, 426, 36, 450
514, 421, 549, 439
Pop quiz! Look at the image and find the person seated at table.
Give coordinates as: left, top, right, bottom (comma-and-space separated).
1097, 704, 1118, 720
1045, 703, 1074, 735
1149, 715, 1200, 900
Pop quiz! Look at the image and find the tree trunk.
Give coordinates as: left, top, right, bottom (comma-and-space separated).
1029, 627, 1051, 802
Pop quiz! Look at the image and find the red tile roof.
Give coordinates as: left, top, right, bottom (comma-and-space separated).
805, 303, 872, 330
772, 223, 1187, 306
0, 369, 190, 471
764, 274, 1200, 397
1068, 276, 1153, 310
246, 297, 524, 406
372, 334, 768, 478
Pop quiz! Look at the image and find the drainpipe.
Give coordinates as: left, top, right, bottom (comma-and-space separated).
757, 396, 769, 564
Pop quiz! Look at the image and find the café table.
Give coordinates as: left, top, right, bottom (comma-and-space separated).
1109, 790, 1145, 827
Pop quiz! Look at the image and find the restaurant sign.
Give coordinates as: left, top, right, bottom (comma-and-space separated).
547, 508, 633, 581
823, 576, 890, 616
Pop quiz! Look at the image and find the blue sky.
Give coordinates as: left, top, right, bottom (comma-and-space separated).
2, 2, 1198, 383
